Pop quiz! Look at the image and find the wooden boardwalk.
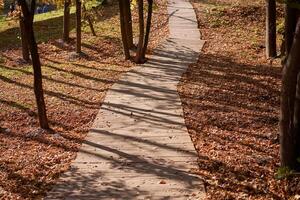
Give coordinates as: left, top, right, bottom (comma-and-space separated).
46, 0, 205, 199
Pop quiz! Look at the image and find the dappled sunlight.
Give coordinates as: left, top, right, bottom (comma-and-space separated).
178, 52, 282, 199
0, 0, 170, 198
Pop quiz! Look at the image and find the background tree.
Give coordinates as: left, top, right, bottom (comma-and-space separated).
266, 0, 277, 58
123, 0, 133, 49
135, 0, 153, 63
76, 0, 82, 53
118, 0, 130, 59
285, 3, 298, 55
135, 0, 144, 63
83, 3, 96, 36
6, 5, 30, 61
63, 0, 71, 42
19, 14, 30, 61
17, 0, 49, 129
141, 0, 153, 60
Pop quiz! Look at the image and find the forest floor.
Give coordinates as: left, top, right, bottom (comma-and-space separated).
0, 1, 168, 199
178, 0, 300, 199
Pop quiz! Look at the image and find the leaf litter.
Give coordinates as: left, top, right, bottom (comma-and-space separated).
178, 0, 299, 199
0, 0, 169, 199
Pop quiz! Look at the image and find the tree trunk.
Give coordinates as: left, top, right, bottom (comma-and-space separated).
27, 23, 49, 129
19, 16, 30, 62
135, 0, 145, 64
63, 0, 71, 42
76, 0, 82, 53
280, 17, 300, 169
285, 5, 298, 56
18, 0, 49, 129
293, 73, 300, 169
83, 4, 96, 36
118, 0, 130, 60
141, 0, 153, 60
266, 0, 277, 58
123, 0, 133, 49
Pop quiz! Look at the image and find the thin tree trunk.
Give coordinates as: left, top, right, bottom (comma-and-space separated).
18, 0, 49, 129
76, 0, 82, 53
135, 0, 145, 64
63, 0, 71, 42
141, 0, 153, 60
266, 0, 276, 58
293, 73, 300, 169
123, 0, 133, 49
280, 18, 300, 169
83, 4, 96, 36
19, 16, 30, 61
285, 5, 298, 56
118, 0, 130, 59
27, 24, 49, 129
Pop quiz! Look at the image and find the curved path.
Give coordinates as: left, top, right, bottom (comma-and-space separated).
46, 0, 205, 199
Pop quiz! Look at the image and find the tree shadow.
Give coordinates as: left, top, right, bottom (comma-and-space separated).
0, 120, 203, 199
45, 133, 203, 199
178, 52, 282, 199
0, 2, 120, 51
46, 167, 151, 199
0, 65, 108, 93
43, 32, 206, 199
0, 13, 76, 50
0, 73, 100, 108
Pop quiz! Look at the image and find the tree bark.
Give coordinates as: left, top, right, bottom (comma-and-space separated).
123, 0, 134, 49
280, 17, 300, 169
76, 0, 82, 53
141, 0, 153, 60
266, 0, 277, 58
83, 4, 96, 36
18, 0, 49, 129
293, 72, 300, 169
63, 0, 71, 42
285, 5, 298, 56
135, 0, 145, 64
118, 0, 130, 60
19, 16, 30, 62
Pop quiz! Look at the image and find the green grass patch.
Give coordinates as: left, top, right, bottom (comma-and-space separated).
0, 7, 77, 49
0, 65, 32, 78
0, 3, 120, 50
0, 64, 66, 79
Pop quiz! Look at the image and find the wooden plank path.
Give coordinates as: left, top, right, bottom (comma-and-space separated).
46, 0, 205, 199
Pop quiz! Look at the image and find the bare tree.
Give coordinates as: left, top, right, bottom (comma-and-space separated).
285, 5, 298, 55
19, 14, 30, 61
141, 0, 153, 60
123, 0, 133, 49
135, 0, 145, 63
134, 0, 154, 63
76, 0, 82, 53
63, 0, 71, 42
118, 0, 130, 59
17, 0, 49, 129
83, 4, 96, 36
266, 0, 276, 58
